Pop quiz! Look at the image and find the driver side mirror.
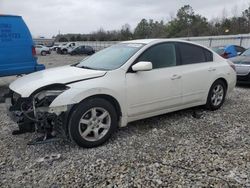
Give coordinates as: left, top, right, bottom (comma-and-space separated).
132, 61, 153, 72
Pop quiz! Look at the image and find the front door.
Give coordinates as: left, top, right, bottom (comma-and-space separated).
126, 42, 182, 117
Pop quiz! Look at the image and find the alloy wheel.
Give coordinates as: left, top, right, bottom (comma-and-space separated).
211, 84, 224, 106
78, 107, 111, 142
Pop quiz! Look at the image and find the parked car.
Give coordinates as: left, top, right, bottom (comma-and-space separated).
212, 45, 246, 59
35, 45, 51, 56
50, 44, 60, 51
6, 39, 236, 148
57, 42, 77, 54
229, 48, 250, 83
0, 15, 45, 77
68, 45, 95, 55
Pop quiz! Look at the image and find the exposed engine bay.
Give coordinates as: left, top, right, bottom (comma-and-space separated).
5, 84, 71, 144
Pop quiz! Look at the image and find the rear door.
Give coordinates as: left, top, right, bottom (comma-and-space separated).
176, 42, 215, 105
81, 46, 86, 54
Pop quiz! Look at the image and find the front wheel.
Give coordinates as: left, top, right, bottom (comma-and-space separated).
206, 80, 227, 111
68, 98, 118, 148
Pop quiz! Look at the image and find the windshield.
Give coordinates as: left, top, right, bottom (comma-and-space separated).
76, 43, 144, 70
241, 48, 250, 56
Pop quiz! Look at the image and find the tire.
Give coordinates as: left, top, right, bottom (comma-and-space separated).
41, 51, 47, 56
68, 98, 118, 148
205, 80, 227, 111
63, 49, 68, 55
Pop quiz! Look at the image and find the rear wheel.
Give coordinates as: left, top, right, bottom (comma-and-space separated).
206, 80, 227, 110
68, 98, 118, 148
63, 49, 68, 54
41, 51, 47, 56
70, 51, 76, 55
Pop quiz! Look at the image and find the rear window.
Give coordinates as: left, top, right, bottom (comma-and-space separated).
203, 49, 213, 62
241, 48, 250, 56
235, 46, 245, 53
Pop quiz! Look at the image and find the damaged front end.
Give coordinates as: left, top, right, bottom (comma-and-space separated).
5, 84, 71, 144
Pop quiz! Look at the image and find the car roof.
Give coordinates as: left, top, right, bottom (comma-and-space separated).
122, 39, 159, 44
121, 39, 212, 51
122, 38, 196, 44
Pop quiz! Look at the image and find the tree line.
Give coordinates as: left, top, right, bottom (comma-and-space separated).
56, 5, 250, 42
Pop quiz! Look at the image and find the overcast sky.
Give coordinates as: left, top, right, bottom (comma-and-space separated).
1, 0, 249, 38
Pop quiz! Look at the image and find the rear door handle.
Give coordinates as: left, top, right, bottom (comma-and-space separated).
208, 67, 216, 72
171, 74, 182, 80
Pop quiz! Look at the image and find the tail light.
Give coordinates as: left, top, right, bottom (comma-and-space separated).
32, 46, 37, 57
227, 60, 236, 71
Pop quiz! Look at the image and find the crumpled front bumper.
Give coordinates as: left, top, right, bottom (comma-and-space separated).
5, 97, 18, 122
4, 89, 72, 136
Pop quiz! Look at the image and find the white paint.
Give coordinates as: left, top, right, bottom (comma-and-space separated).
10, 39, 236, 127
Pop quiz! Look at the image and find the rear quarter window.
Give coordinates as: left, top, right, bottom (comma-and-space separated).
178, 42, 213, 65
203, 49, 213, 62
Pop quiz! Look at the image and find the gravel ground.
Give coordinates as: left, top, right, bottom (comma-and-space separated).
0, 53, 250, 187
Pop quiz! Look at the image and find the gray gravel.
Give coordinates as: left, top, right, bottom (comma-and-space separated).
0, 53, 250, 187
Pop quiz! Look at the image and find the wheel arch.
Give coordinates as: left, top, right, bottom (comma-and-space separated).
213, 77, 228, 91
204, 77, 229, 104
81, 94, 122, 118
65, 94, 122, 136
41, 50, 46, 55
205, 77, 228, 110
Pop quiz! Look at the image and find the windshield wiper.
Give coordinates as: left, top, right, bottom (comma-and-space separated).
78, 66, 97, 70
76, 65, 109, 71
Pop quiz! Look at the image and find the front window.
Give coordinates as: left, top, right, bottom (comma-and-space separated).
136, 43, 176, 69
76, 43, 144, 70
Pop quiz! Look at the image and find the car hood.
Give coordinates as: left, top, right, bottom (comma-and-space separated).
10, 65, 106, 97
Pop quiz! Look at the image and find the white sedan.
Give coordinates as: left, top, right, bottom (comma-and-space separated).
35, 45, 50, 56
6, 39, 236, 148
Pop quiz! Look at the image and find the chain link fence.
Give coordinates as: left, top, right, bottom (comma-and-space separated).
55, 34, 250, 51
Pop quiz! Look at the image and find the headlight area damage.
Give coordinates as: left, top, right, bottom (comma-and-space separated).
5, 84, 71, 145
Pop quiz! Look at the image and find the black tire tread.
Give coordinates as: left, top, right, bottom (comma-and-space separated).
205, 80, 226, 111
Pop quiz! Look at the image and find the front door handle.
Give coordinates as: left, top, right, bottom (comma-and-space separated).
208, 67, 216, 72
171, 74, 182, 80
